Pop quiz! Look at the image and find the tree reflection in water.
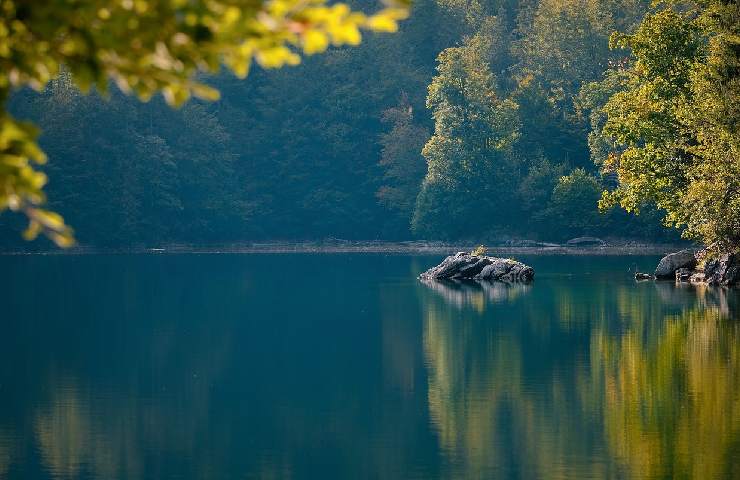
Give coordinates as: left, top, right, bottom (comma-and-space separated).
0, 256, 738, 479
419, 277, 740, 479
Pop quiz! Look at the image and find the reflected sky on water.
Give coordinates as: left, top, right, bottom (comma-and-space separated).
0, 254, 738, 479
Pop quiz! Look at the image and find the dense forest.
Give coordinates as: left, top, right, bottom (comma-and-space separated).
4, 0, 734, 248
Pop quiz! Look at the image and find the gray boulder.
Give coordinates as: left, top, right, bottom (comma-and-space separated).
702, 253, 740, 286
654, 249, 697, 279
419, 252, 534, 283
418, 252, 485, 280
651, 249, 740, 286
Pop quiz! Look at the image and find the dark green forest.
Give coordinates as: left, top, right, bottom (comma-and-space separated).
3, 0, 721, 248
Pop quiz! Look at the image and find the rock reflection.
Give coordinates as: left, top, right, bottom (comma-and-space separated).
420, 278, 531, 310
422, 277, 740, 478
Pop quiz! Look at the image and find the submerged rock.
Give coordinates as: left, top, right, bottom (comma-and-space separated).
419, 252, 534, 283
654, 249, 697, 279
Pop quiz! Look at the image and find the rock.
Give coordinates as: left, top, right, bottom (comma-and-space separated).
418, 252, 478, 280
419, 252, 534, 283
566, 237, 605, 247
476, 259, 534, 282
635, 272, 654, 281
675, 268, 692, 282
652, 248, 740, 286
654, 249, 697, 279
690, 272, 707, 283
702, 252, 740, 286
456, 257, 492, 278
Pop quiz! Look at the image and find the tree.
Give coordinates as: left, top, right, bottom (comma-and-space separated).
376, 93, 429, 234
678, 0, 740, 253
412, 26, 520, 238
591, 0, 739, 253
546, 168, 602, 237
516, 156, 566, 232
510, 0, 649, 168
0, 0, 409, 246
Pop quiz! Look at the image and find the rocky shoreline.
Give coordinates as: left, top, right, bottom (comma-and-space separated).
0, 240, 690, 256
637, 248, 740, 286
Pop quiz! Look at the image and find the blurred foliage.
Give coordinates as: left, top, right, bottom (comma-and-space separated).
0, 0, 409, 246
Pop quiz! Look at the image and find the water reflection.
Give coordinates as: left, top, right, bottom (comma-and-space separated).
0, 428, 16, 478
419, 274, 740, 478
420, 279, 531, 310
1, 255, 739, 478
34, 383, 94, 479
590, 305, 740, 479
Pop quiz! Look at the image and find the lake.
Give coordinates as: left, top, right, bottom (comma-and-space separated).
1, 254, 739, 479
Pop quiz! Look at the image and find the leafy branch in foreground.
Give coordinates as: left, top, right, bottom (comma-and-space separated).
0, 0, 409, 246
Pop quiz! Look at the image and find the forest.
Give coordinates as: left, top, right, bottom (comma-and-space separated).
1, 0, 736, 249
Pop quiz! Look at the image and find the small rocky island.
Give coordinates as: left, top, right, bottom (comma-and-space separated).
419, 252, 534, 282
638, 248, 740, 286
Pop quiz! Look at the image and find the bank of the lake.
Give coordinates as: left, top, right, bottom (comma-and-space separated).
0, 240, 692, 256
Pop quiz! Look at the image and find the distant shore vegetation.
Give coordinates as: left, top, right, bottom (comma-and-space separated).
1, 0, 737, 254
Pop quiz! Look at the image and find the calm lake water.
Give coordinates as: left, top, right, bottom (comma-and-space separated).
1, 254, 739, 479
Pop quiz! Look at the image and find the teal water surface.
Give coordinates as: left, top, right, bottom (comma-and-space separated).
1, 254, 739, 479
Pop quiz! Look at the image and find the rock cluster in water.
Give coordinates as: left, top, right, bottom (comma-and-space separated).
683, 252, 740, 286
654, 249, 698, 279
637, 248, 740, 286
419, 252, 534, 282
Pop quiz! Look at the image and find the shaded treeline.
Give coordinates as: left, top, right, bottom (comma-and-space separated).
2, 0, 679, 247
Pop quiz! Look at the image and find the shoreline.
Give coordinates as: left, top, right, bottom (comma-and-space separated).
0, 241, 689, 256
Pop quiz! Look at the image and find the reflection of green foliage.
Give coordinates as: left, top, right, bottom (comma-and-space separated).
0, 428, 14, 478
423, 307, 525, 477
421, 272, 740, 478
421, 279, 611, 478
0, 0, 408, 245
590, 306, 740, 479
